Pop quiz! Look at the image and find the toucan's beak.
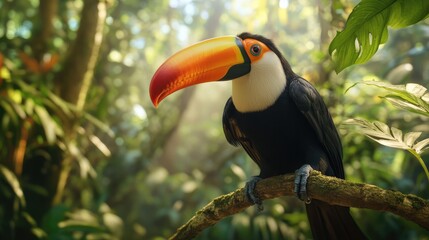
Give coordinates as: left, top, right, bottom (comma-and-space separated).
149, 36, 250, 107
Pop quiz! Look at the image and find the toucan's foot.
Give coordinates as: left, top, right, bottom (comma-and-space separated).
245, 176, 264, 211
294, 164, 313, 203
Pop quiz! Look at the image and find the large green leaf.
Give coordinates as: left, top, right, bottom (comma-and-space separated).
329, 0, 429, 73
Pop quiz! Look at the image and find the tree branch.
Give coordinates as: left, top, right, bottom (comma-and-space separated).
170, 171, 429, 240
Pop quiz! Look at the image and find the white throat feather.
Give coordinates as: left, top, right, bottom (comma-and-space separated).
232, 52, 286, 113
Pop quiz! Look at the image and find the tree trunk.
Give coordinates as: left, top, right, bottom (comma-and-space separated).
32, 0, 58, 61
52, 0, 107, 204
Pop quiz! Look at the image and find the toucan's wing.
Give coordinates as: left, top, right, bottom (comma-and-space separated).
222, 98, 240, 147
222, 98, 263, 167
289, 77, 344, 179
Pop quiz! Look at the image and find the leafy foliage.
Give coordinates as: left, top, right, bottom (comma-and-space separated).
351, 81, 429, 117
345, 81, 429, 183
40, 204, 122, 240
329, 0, 429, 72
345, 118, 429, 181
0, 0, 428, 239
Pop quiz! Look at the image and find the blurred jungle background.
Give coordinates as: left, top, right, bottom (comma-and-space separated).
0, 0, 428, 239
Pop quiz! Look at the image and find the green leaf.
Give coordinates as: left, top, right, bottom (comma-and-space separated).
59, 220, 106, 233
34, 105, 58, 144
388, 1, 429, 28
345, 119, 415, 149
31, 228, 47, 239
329, 0, 429, 72
404, 132, 422, 146
67, 142, 97, 178
368, 137, 408, 150
41, 204, 69, 235
357, 81, 429, 117
0, 164, 25, 206
0, 99, 19, 124
384, 95, 429, 116
390, 127, 402, 142
58, 209, 109, 234
0, 96, 26, 120
89, 134, 111, 157
344, 118, 429, 182
43, 88, 75, 118
373, 121, 390, 134
414, 138, 429, 154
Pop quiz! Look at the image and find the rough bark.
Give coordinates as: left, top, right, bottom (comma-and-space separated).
170, 171, 429, 240
32, 0, 58, 61
54, 0, 106, 111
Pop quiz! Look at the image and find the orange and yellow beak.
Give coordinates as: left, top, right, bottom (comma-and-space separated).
149, 36, 251, 107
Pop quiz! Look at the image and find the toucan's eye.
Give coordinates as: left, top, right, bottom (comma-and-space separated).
250, 44, 261, 56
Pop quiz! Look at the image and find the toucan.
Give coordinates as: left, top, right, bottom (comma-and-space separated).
149, 32, 366, 239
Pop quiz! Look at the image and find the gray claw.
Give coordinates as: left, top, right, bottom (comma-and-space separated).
294, 164, 313, 203
245, 176, 264, 211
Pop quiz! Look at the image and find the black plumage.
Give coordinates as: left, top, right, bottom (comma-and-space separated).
222, 33, 366, 239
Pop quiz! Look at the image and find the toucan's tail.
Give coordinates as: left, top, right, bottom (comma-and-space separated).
305, 199, 367, 240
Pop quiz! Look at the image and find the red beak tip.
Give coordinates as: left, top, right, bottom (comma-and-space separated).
150, 96, 159, 108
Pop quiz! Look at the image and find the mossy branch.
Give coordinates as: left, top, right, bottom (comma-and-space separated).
169, 171, 429, 240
